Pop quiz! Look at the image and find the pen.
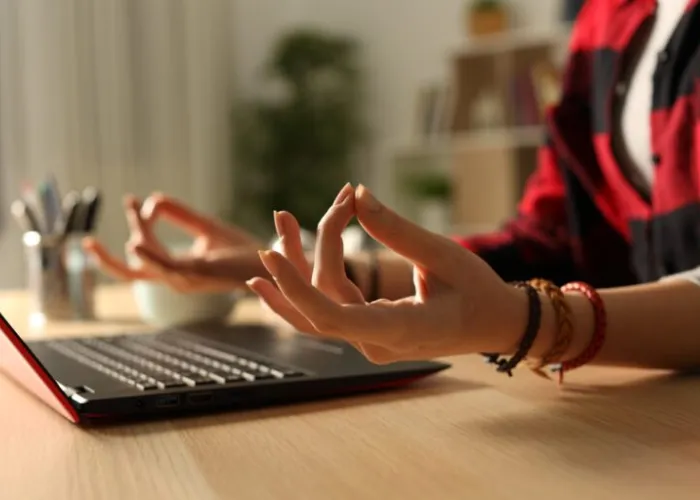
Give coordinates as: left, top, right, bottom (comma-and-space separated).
43, 174, 63, 233
21, 181, 46, 233
79, 187, 101, 233
39, 181, 61, 234
11, 199, 41, 234
59, 190, 81, 237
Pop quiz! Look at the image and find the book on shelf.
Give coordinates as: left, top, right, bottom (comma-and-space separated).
414, 83, 454, 142
509, 60, 562, 127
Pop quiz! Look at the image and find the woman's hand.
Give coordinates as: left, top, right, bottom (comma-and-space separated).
83, 194, 267, 293
247, 184, 529, 363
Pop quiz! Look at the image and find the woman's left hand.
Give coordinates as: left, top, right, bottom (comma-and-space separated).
247, 184, 528, 363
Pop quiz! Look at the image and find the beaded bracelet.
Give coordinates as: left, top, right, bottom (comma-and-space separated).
554, 281, 607, 384
527, 278, 574, 378
482, 282, 542, 377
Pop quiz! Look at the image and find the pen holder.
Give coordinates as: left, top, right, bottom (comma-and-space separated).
23, 231, 97, 321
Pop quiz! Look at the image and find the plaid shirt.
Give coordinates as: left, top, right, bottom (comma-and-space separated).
457, 0, 700, 288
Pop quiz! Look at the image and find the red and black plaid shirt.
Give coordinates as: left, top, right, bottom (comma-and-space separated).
457, 0, 700, 287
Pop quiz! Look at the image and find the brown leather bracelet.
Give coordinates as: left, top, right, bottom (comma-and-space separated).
482, 282, 542, 377
527, 278, 574, 377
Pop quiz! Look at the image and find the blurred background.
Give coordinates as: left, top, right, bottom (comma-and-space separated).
0, 0, 582, 289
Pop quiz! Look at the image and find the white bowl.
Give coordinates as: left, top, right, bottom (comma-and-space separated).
131, 281, 238, 328
126, 242, 238, 327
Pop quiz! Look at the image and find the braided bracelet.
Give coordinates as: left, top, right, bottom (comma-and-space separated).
555, 281, 607, 384
482, 282, 542, 377
527, 278, 574, 378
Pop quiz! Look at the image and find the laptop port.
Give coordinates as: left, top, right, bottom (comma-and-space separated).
187, 393, 213, 405
155, 395, 181, 408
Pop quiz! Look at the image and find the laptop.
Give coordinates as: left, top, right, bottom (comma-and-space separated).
0, 313, 450, 425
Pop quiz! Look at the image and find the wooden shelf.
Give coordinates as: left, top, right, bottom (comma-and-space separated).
453, 24, 572, 57
396, 126, 545, 158
394, 23, 570, 234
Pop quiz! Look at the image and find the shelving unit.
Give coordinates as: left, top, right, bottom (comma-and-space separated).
393, 24, 571, 235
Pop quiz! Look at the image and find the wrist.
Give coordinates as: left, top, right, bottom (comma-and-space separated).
558, 290, 596, 362
477, 284, 594, 361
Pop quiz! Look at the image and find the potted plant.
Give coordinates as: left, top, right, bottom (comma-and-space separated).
467, 0, 508, 37
402, 171, 453, 234
231, 29, 364, 238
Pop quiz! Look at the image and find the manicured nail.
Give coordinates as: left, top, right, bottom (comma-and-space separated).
258, 250, 279, 275
273, 211, 284, 237
334, 183, 353, 205
358, 184, 381, 212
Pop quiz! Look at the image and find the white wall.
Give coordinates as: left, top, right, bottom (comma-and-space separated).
0, 0, 236, 289
231, 0, 563, 205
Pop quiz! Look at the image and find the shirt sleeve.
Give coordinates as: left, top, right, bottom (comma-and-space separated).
453, 2, 598, 285
660, 268, 700, 287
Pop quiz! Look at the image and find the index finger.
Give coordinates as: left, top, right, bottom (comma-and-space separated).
123, 196, 161, 249
259, 250, 424, 345
82, 237, 151, 282
312, 190, 364, 304
141, 195, 258, 246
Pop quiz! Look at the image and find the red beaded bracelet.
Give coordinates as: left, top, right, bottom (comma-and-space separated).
556, 281, 607, 384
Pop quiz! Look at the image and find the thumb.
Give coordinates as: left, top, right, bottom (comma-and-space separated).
354, 185, 462, 282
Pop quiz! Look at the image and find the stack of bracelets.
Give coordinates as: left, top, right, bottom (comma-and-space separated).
350, 253, 607, 385
481, 279, 607, 384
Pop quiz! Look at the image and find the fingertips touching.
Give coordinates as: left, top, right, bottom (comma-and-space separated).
313, 194, 364, 304
354, 184, 459, 283
139, 193, 167, 219
333, 182, 354, 205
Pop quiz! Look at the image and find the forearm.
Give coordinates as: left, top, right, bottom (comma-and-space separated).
512, 279, 700, 371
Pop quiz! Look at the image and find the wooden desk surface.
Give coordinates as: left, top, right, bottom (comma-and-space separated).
1, 285, 700, 500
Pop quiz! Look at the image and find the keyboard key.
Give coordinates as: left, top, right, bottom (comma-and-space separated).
208, 370, 243, 384
193, 378, 217, 386
136, 382, 159, 391
161, 380, 188, 389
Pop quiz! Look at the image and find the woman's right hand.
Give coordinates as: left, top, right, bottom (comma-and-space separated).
83, 193, 268, 293
248, 184, 532, 363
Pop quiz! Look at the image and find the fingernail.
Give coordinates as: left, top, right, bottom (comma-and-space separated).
358, 184, 381, 212
334, 183, 353, 205
258, 250, 279, 275
273, 210, 282, 236
273, 211, 287, 238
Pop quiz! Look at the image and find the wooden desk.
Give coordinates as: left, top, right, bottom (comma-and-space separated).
1, 285, 700, 500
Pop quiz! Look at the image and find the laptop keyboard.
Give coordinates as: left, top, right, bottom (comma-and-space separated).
46, 335, 305, 391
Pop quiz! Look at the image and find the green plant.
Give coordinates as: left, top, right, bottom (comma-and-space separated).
470, 0, 503, 12
231, 29, 364, 237
403, 171, 452, 202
